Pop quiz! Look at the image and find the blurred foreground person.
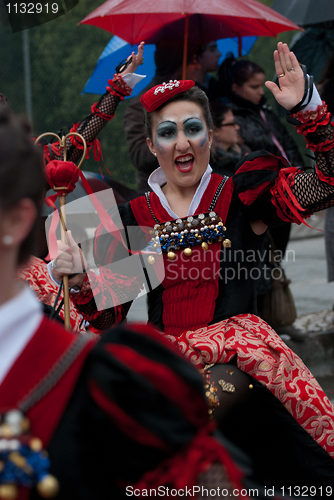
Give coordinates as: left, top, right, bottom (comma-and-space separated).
0, 106, 268, 500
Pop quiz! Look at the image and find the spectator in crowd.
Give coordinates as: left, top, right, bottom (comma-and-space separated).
210, 101, 251, 177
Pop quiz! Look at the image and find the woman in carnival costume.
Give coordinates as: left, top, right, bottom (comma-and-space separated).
58, 42, 334, 492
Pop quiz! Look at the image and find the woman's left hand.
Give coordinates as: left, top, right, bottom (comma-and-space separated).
122, 41, 145, 76
265, 42, 305, 111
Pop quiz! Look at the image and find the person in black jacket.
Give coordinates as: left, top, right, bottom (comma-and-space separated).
218, 54, 305, 169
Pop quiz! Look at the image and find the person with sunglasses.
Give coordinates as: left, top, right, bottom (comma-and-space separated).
210, 101, 251, 177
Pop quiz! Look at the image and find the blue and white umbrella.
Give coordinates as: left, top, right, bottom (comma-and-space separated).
82, 35, 257, 97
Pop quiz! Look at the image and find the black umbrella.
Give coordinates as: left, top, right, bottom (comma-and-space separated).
271, 0, 334, 27
289, 27, 334, 82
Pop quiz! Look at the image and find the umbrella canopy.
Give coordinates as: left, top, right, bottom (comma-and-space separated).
82, 35, 257, 97
271, 0, 334, 27
79, 0, 300, 45
290, 27, 334, 82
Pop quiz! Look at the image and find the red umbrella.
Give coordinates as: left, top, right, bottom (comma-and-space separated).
79, 0, 300, 77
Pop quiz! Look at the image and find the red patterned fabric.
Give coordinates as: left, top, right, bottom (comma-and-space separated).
70, 268, 141, 324
18, 256, 86, 333
164, 313, 334, 459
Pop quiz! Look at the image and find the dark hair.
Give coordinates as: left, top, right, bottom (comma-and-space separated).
210, 101, 232, 128
218, 53, 265, 98
144, 85, 213, 139
154, 37, 199, 79
0, 107, 44, 264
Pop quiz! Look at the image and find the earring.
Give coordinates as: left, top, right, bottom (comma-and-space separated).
154, 153, 157, 156
2, 235, 13, 245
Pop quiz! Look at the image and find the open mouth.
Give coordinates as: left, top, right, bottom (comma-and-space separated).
175, 154, 194, 173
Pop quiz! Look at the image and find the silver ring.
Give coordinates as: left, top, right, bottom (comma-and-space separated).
51, 259, 58, 270
288, 68, 295, 72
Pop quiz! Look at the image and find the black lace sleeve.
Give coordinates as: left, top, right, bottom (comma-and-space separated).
291, 113, 334, 214
45, 74, 132, 164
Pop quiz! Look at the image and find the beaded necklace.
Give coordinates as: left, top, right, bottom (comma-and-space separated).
145, 177, 231, 261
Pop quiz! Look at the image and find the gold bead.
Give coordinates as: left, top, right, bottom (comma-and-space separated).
218, 236, 223, 242
147, 255, 155, 265
29, 437, 43, 452
0, 424, 13, 438
201, 242, 209, 251
167, 251, 176, 260
183, 247, 192, 257
9, 452, 26, 468
20, 417, 30, 433
37, 475, 60, 499
249, 384, 254, 390
223, 238, 231, 248
0, 484, 18, 499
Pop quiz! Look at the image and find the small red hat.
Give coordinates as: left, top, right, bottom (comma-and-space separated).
140, 80, 195, 112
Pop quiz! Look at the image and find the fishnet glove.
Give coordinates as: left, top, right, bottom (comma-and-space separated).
291, 117, 334, 214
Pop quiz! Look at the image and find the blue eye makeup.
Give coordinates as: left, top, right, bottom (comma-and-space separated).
156, 122, 177, 140
184, 118, 205, 137
155, 117, 206, 143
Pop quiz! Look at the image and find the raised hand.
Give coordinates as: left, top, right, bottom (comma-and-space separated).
122, 41, 145, 76
265, 42, 305, 111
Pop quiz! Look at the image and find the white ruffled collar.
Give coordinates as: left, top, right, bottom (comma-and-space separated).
147, 165, 212, 219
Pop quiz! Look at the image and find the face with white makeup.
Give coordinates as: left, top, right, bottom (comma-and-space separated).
146, 88, 213, 195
